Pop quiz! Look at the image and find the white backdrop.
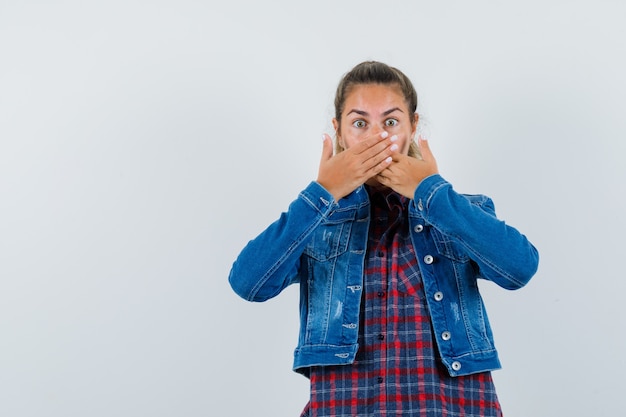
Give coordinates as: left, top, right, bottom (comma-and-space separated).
1, 1, 625, 416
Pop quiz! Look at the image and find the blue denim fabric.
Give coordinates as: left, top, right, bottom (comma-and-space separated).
229, 174, 539, 377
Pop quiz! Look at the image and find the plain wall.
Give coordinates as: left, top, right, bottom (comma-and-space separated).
1, 1, 625, 416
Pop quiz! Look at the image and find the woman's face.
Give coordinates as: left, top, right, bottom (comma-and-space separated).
333, 83, 418, 155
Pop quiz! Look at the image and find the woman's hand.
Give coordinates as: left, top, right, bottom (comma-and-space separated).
317, 132, 396, 201
376, 136, 439, 199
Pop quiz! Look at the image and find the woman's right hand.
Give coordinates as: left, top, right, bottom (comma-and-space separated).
316, 132, 396, 202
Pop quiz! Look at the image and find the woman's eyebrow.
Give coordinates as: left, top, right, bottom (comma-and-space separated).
382, 107, 403, 116
346, 107, 404, 117
346, 109, 368, 116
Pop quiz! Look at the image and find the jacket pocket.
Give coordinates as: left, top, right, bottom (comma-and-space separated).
303, 209, 355, 261
430, 228, 470, 262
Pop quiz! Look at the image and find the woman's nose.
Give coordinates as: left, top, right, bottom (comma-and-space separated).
371, 125, 387, 136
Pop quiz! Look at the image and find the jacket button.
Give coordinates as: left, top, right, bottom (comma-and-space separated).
424, 255, 434, 264
414, 224, 424, 233
452, 361, 462, 371
417, 199, 424, 211
441, 331, 451, 341
434, 291, 444, 301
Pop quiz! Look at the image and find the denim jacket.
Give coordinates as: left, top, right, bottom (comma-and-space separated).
229, 174, 539, 377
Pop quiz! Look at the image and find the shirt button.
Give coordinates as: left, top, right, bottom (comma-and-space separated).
452, 361, 462, 371
377, 377, 384, 383
424, 255, 434, 264
414, 224, 424, 233
378, 291, 385, 297
441, 331, 451, 341
377, 251, 384, 257
434, 292, 444, 301
378, 334, 385, 340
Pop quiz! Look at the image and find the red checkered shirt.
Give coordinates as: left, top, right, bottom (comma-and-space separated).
300, 187, 503, 417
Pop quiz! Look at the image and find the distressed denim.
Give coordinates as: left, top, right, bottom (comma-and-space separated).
229, 174, 539, 377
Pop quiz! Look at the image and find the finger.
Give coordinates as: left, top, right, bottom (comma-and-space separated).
355, 136, 399, 169
366, 155, 393, 178
418, 135, 433, 161
352, 131, 390, 155
358, 142, 397, 175
376, 170, 391, 186
320, 133, 333, 162
389, 151, 406, 163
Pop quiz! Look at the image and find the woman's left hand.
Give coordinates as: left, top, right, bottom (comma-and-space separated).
376, 136, 439, 199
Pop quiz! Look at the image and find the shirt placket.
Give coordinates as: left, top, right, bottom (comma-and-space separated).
377, 241, 388, 409
370, 195, 404, 414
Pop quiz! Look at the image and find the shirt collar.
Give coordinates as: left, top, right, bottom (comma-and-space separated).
366, 185, 408, 212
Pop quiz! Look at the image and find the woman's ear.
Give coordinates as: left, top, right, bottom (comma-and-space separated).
412, 113, 419, 138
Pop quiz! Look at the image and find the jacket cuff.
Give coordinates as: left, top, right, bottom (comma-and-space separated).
413, 174, 448, 212
300, 181, 336, 216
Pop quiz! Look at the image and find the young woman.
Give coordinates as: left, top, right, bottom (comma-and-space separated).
229, 61, 539, 416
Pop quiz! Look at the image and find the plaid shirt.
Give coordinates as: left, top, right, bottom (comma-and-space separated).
301, 188, 503, 417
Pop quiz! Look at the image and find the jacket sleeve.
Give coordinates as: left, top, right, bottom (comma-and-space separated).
228, 181, 336, 302
414, 174, 539, 290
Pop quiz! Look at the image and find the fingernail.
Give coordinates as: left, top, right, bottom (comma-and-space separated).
381, 131, 389, 139
322, 134, 328, 141
390, 144, 399, 151
385, 156, 392, 163
390, 135, 398, 142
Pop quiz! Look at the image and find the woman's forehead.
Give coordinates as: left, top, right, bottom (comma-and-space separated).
343, 84, 408, 114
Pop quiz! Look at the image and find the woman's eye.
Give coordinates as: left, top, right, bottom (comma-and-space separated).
385, 119, 398, 127
352, 120, 366, 128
